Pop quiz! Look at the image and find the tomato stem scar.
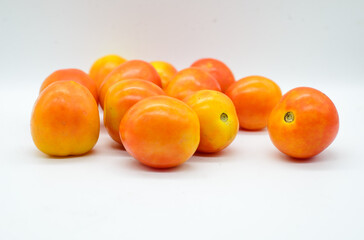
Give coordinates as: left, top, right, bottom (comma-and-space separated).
284, 111, 294, 123
220, 113, 228, 122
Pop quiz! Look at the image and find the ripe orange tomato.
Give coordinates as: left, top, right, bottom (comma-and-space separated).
98, 60, 162, 109
184, 90, 239, 153
40, 68, 98, 102
89, 54, 126, 89
226, 76, 282, 130
31, 81, 100, 156
165, 67, 221, 100
119, 96, 200, 168
267, 87, 339, 159
103, 79, 165, 145
150, 61, 177, 89
191, 58, 235, 92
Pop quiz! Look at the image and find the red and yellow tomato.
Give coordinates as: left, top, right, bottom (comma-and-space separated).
40, 68, 98, 102
103, 79, 165, 145
165, 67, 221, 100
191, 58, 235, 92
226, 76, 282, 130
119, 96, 200, 168
99, 60, 162, 108
267, 87, 339, 159
31, 81, 100, 156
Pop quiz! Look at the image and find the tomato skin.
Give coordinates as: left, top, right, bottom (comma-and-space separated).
89, 54, 126, 90
191, 58, 235, 92
226, 76, 282, 130
150, 61, 177, 89
99, 60, 162, 109
267, 87, 339, 159
31, 81, 100, 156
40, 68, 98, 102
119, 96, 200, 168
184, 90, 239, 153
165, 67, 221, 100
103, 79, 165, 145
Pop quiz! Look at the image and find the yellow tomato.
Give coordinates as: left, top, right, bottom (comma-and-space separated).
89, 54, 126, 89
184, 90, 239, 153
150, 61, 177, 89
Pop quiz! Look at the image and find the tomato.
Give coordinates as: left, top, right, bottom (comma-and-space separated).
40, 68, 98, 102
98, 60, 162, 109
226, 75, 282, 130
191, 58, 235, 92
119, 96, 200, 168
89, 54, 126, 89
267, 87, 339, 159
150, 61, 177, 89
31, 81, 100, 156
103, 79, 165, 145
184, 90, 239, 153
165, 67, 221, 100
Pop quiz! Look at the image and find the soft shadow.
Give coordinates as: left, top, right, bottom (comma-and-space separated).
192, 147, 237, 161
271, 149, 341, 169
239, 127, 268, 135
124, 157, 194, 173
34, 148, 96, 164
109, 141, 125, 151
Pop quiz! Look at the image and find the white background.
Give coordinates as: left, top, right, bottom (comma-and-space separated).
1, 0, 364, 239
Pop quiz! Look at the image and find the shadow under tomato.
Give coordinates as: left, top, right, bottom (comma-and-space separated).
34, 148, 97, 164
239, 127, 268, 135
272, 149, 341, 167
192, 147, 239, 163
109, 141, 125, 151
124, 157, 194, 173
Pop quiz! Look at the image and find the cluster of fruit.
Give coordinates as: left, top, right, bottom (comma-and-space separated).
30, 55, 339, 168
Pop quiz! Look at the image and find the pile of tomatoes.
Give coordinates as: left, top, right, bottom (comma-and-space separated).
30, 55, 339, 168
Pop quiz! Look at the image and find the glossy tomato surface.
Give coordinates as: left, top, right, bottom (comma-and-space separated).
89, 54, 126, 89
40, 68, 98, 102
150, 61, 177, 89
31, 81, 100, 156
165, 67, 221, 100
267, 87, 339, 159
103, 79, 165, 145
99, 60, 162, 108
191, 58, 235, 92
226, 75, 282, 130
119, 96, 200, 168
184, 90, 239, 153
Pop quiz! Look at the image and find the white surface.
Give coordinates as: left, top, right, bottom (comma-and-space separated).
1, 0, 364, 239
1, 83, 363, 240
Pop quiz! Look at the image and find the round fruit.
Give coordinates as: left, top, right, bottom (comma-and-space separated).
191, 58, 235, 92
104, 79, 165, 145
99, 60, 162, 109
184, 90, 239, 153
267, 87, 339, 159
40, 68, 98, 102
226, 75, 282, 130
31, 81, 100, 156
165, 67, 221, 100
119, 96, 200, 168
150, 61, 177, 89
89, 54, 126, 89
